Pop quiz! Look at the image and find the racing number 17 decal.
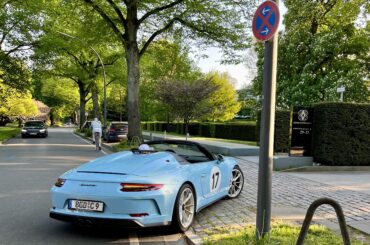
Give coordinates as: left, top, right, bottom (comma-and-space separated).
210, 166, 221, 192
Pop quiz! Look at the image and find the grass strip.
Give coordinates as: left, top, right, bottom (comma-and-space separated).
0, 126, 21, 142
203, 222, 368, 245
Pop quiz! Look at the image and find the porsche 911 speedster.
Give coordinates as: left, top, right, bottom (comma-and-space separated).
50, 140, 244, 231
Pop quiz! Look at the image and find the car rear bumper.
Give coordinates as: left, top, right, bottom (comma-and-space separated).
50, 211, 142, 227
49, 211, 171, 228
107, 133, 127, 140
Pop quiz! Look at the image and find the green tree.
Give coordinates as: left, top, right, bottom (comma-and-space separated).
106, 82, 126, 121
33, 2, 121, 127
0, 0, 41, 91
140, 40, 201, 121
0, 81, 38, 126
156, 78, 218, 134
204, 71, 241, 122
68, 0, 255, 140
38, 77, 79, 123
253, 0, 370, 107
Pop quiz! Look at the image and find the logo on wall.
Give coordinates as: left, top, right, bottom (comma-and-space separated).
290, 107, 314, 156
298, 110, 309, 122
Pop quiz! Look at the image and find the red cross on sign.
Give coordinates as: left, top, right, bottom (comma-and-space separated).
252, 1, 280, 41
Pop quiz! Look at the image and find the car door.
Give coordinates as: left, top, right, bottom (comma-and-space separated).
199, 159, 229, 202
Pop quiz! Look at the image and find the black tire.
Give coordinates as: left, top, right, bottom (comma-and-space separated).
227, 165, 244, 199
172, 184, 196, 232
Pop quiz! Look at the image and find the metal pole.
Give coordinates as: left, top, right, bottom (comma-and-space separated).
56, 31, 107, 128
340, 92, 343, 102
256, 2, 279, 238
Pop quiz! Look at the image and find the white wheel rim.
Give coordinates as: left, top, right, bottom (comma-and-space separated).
178, 187, 195, 228
228, 169, 243, 198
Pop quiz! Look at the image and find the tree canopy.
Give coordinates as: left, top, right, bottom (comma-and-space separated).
252, 0, 370, 107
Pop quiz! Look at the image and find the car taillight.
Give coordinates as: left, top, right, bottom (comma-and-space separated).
109, 128, 116, 132
55, 178, 66, 187
120, 183, 163, 192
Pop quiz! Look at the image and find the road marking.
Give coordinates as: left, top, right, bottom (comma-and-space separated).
72, 132, 108, 155
129, 232, 140, 245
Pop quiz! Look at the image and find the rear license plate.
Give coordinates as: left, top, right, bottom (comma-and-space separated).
68, 200, 104, 212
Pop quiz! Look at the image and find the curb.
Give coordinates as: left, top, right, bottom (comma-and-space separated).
73, 131, 114, 153
0, 137, 12, 145
185, 227, 203, 245
280, 165, 370, 172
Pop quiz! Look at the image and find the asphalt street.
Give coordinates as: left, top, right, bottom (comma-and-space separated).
0, 128, 188, 245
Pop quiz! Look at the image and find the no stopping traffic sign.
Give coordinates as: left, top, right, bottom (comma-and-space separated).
252, 1, 280, 41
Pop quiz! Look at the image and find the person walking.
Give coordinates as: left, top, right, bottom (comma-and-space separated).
91, 117, 102, 151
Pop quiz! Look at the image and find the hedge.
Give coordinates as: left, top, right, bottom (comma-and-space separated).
256, 110, 291, 153
141, 122, 257, 142
312, 103, 370, 166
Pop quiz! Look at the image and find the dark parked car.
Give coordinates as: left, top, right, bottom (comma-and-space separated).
21, 120, 48, 138
104, 121, 128, 142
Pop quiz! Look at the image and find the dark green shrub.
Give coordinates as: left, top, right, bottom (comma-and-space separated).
214, 124, 230, 139
229, 124, 256, 141
256, 110, 291, 153
313, 103, 370, 166
199, 123, 212, 137
188, 123, 200, 135
83, 128, 92, 137
274, 110, 291, 153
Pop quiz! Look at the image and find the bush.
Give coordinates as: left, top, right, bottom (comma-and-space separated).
141, 121, 257, 142
256, 110, 291, 153
83, 128, 92, 137
313, 103, 370, 166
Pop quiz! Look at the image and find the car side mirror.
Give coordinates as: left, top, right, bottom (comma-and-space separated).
217, 154, 224, 162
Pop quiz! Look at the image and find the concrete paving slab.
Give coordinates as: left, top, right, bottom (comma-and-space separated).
347, 221, 370, 235
286, 172, 370, 195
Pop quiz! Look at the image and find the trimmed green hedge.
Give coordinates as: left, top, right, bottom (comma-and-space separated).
312, 103, 370, 166
256, 110, 291, 153
141, 122, 256, 142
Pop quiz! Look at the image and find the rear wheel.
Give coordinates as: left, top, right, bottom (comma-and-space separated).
172, 184, 195, 232
227, 166, 244, 198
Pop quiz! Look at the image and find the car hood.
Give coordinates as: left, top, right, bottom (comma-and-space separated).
71, 151, 179, 178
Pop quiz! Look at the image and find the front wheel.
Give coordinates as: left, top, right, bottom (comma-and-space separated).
227, 166, 244, 198
172, 184, 195, 232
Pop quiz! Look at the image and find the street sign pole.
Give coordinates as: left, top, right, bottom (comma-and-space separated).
253, 0, 279, 238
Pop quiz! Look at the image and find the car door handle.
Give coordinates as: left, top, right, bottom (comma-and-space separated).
201, 174, 206, 177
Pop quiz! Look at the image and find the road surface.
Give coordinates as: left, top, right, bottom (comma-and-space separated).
0, 127, 188, 245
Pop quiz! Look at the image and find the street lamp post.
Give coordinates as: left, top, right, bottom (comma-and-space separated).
57, 31, 107, 128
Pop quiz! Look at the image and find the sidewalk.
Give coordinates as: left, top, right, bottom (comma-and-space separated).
143, 131, 259, 156
188, 156, 370, 244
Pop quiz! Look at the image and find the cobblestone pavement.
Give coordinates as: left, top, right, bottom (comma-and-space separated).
191, 157, 370, 240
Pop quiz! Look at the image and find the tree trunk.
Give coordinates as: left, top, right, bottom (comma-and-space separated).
125, 6, 142, 142
91, 82, 100, 120
125, 45, 142, 141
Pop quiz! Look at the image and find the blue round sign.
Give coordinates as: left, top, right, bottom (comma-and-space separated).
252, 1, 280, 41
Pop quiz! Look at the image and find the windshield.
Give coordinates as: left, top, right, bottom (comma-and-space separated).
111, 123, 127, 129
147, 142, 212, 163
24, 121, 44, 127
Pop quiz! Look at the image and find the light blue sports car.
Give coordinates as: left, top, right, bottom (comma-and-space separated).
50, 140, 244, 231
